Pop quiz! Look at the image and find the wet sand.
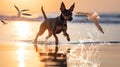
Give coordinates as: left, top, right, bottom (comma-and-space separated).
0, 42, 120, 67
99, 44, 120, 67
0, 42, 42, 67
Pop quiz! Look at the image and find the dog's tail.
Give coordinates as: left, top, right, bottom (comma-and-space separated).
41, 6, 47, 19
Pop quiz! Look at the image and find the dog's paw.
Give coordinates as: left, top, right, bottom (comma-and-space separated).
67, 38, 70, 41
33, 40, 37, 44
55, 41, 58, 45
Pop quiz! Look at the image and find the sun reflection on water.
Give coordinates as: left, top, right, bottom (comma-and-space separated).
13, 21, 33, 39
17, 42, 27, 67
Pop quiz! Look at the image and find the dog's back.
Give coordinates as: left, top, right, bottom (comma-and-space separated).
41, 6, 58, 30
41, 7, 65, 32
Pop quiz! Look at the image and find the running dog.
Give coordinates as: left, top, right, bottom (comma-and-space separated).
34, 2, 75, 45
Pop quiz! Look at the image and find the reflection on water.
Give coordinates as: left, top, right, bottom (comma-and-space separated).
13, 21, 33, 39
67, 45, 101, 67
15, 42, 41, 67
17, 42, 27, 67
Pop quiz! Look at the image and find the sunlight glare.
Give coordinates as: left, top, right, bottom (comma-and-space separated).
17, 42, 27, 67
13, 21, 33, 39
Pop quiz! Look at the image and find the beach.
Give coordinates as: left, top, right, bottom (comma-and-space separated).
0, 20, 120, 67
99, 44, 120, 67
0, 42, 120, 67
0, 0, 120, 66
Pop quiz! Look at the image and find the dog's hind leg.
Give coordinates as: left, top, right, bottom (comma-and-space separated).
34, 23, 46, 43
46, 29, 52, 41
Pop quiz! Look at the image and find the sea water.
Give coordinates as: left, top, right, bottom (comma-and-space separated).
0, 13, 120, 67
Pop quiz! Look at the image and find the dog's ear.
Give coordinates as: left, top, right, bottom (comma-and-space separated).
60, 2, 66, 11
69, 3, 75, 12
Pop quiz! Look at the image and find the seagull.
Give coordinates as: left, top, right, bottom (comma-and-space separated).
14, 5, 21, 18
1, 20, 7, 25
77, 12, 104, 34
14, 5, 31, 18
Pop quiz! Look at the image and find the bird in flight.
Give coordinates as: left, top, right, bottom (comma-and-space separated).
1, 20, 8, 25
14, 5, 31, 18
76, 12, 104, 34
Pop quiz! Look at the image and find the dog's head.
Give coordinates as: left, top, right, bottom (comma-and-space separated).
60, 2, 75, 21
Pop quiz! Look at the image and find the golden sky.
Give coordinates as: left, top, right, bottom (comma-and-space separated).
0, 0, 120, 16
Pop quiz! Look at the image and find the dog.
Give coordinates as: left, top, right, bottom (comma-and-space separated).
34, 2, 75, 45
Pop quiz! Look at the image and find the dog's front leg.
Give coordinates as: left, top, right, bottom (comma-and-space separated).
34, 32, 40, 43
63, 26, 70, 41
63, 31, 70, 41
53, 33, 58, 45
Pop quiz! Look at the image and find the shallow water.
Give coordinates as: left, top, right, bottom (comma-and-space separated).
0, 20, 120, 67
0, 21, 120, 42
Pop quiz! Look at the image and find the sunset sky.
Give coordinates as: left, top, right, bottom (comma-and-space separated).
0, 0, 120, 17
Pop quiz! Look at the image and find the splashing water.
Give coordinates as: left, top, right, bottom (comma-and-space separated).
67, 27, 102, 67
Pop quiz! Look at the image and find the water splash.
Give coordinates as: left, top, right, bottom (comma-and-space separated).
67, 27, 102, 67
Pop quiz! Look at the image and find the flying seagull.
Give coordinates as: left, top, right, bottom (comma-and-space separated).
1, 20, 7, 25
14, 5, 31, 18
77, 12, 104, 34
14, 5, 21, 17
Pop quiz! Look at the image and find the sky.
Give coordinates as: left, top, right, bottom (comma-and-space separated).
0, 0, 120, 17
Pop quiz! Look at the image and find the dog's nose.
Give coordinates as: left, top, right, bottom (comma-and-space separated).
68, 17, 73, 21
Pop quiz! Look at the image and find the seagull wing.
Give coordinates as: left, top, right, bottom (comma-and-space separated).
93, 19, 104, 34
1, 20, 7, 24
76, 12, 93, 20
14, 5, 20, 12
21, 9, 29, 12
77, 12, 91, 16
22, 13, 32, 16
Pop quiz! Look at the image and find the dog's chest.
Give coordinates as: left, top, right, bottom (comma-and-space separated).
55, 22, 66, 34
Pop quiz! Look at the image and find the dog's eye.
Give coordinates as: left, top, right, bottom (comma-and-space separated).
64, 13, 68, 16
65, 12, 72, 16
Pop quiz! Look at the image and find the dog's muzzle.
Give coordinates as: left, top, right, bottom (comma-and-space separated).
62, 14, 73, 21
68, 17, 73, 21
64, 16, 73, 21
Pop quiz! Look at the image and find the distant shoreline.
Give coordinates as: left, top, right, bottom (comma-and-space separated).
0, 13, 120, 23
